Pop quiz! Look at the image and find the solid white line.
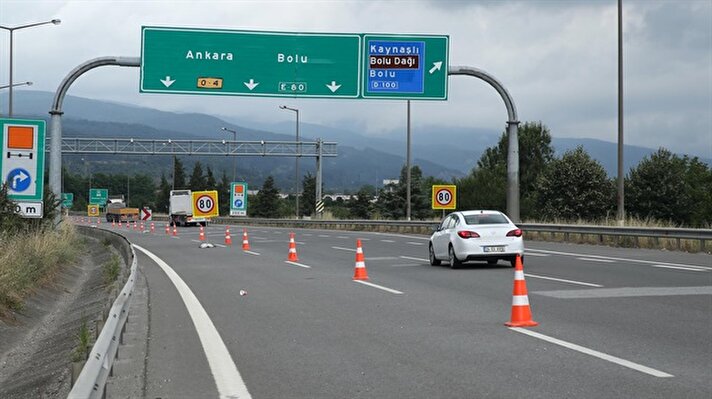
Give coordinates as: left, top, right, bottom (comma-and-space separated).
244, 250, 261, 256
407, 242, 424, 246
528, 248, 712, 270
651, 264, 708, 272
400, 256, 429, 262
332, 246, 356, 252
577, 257, 615, 263
509, 327, 673, 378
353, 280, 403, 294
525, 273, 604, 288
525, 252, 550, 257
285, 261, 311, 269
133, 244, 252, 398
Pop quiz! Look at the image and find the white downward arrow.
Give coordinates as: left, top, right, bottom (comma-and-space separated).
244, 79, 259, 91
160, 76, 175, 87
326, 81, 342, 93
429, 61, 443, 74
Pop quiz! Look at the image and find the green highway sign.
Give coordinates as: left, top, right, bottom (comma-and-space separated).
230, 182, 248, 216
61, 193, 74, 208
362, 34, 448, 100
141, 27, 361, 98
89, 188, 108, 205
140, 27, 449, 100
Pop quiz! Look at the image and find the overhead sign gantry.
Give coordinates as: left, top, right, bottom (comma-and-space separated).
140, 26, 448, 100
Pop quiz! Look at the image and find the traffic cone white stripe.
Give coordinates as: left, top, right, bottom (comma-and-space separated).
512, 295, 530, 306
355, 261, 366, 268
515, 270, 525, 280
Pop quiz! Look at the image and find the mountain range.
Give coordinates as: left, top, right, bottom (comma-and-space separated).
2, 91, 708, 191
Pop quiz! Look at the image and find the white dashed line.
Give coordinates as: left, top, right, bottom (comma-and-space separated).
353, 280, 403, 295
285, 261, 311, 269
509, 327, 673, 378
577, 257, 615, 263
651, 264, 708, 272
528, 248, 711, 270
525, 273, 603, 287
318, 235, 330, 238
244, 250, 261, 256
400, 256, 429, 262
332, 246, 356, 252
380, 239, 395, 243
407, 242, 424, 246
525, 252, 550, 257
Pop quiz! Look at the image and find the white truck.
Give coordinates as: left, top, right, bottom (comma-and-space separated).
169, 190, 208, 227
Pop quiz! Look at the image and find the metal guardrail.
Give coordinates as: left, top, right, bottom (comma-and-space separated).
147, 215, 711, 252
68, 229, 137, 399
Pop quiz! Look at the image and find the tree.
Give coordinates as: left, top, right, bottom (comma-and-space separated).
348, 186, 373, 219
206, 166, 217, 189
188, 161, 205, 190
173, 157, 187, 190
251, 176, 280, 217
536, 146, 614, 221
156, 173, 171, 213
373, 165, 431, 220
626, 149, 712, 226
300, 172, 317, 217
457, 121, 555, 218
216, 170, 230, 215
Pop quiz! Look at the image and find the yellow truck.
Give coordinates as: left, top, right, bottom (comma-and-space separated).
105, 196, 139, 222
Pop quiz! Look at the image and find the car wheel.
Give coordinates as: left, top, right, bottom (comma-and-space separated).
487, 259, 498, 265
429, 244, 441, 266
448, 245, 462, 269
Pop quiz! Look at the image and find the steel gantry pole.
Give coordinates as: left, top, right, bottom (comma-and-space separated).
448, 66, 520, 222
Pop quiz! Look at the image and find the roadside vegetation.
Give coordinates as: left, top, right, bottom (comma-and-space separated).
0, 185, 82, 317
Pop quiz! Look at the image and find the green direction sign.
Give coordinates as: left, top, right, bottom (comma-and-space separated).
89, 188, 108, 205
0, 118, 46, 202
61, 193, 74, 208
362, 34, 448, 100
230, 182, 248, 216
141, 27, 361, 98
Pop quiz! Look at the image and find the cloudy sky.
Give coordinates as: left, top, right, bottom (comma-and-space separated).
1, 0, 710, 158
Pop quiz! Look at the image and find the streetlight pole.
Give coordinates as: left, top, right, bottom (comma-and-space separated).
0, 81, 32, 90
279, 105, 300, 218
0, 19, 61, 117
221, 127, 237, 182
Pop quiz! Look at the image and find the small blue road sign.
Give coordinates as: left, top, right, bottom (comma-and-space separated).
7, 168, 31, 192
234, 199, 243, 208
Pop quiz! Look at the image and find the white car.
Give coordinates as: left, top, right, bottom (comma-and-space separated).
429, 210, 524, 268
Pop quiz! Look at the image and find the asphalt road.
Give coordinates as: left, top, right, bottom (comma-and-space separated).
93, 221, 711, 398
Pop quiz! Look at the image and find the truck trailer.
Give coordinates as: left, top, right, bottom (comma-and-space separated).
169, 190, 208, 226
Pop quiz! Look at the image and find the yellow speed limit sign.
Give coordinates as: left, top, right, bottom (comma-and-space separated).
191, 190, 219, 218
87, 204, 100, 217
432, 185, 456, 210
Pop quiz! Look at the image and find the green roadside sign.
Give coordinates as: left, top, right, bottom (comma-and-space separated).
89, 188, 108, 205
141, 27, 361, 98
61, 193, 74, 208
140, 26, 448, 100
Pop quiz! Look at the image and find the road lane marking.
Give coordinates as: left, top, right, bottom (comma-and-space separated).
133, 245, 252, 398
651, 264, 708, 272
534, 286, 712, 299
576, 257, 615, 263
524, 252, 550, 257
337, 236, 349, 239
407, 242, 424, 246
353, 280, 403, 295
528, 248, 712, 270
525, 273, 603, 287
214, 243, 226, 248
509, 327, 674, 378
367, 256, 399, 261
332, 246, 356, 252
391, 263, 421, 267
285, 261, 311, 269
304, 233, 313, 236
380, 239, 395, 243
244, 250, 260, 256
400, 256, 429, 262
318, 234, 330, 238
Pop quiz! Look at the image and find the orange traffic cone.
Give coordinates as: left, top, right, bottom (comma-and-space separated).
287, 233, 299, 261
165, 224, 170, 235
118, 220, 122, 228
225, 226, 232, 245
242, 229, 250, 251
172, 224, 178, 237
112, 220, 116, 228
140, 222, 145, 232
199, 225, 206, 241
505, 255, 538, 327
353, 239, 369, 281
134, 221, 138, 231
150, 222, 155, 233
97, 218, 101, 225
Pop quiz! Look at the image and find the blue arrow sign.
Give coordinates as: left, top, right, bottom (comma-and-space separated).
234, 199, 243, 208
6, 168, 31, 192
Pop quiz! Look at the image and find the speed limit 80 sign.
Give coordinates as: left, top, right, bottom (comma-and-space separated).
191, 190, 219, 218
432, 185, 456, 210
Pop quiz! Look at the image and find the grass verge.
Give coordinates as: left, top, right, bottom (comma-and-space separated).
103, 254, 121, 286
0, 223, 83, 317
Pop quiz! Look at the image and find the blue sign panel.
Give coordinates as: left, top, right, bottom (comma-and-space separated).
6, 168, 32, 192
366, 40, 425, 94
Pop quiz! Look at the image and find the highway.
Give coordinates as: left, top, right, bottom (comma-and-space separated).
97, 222, 711, 398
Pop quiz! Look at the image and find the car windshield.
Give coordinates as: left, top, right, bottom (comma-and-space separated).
463, 213, 509, 225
